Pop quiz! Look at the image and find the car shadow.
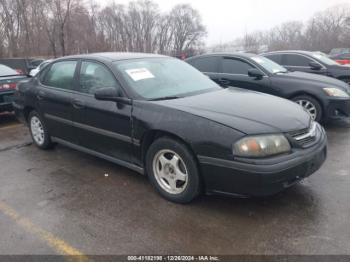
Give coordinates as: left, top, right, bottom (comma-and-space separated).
0, 112, 18, 127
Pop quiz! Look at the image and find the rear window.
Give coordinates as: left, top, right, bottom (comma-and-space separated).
0, 64, 18, 76
42, 61, 77, 90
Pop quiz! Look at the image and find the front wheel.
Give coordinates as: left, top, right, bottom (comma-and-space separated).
146, 137, 201, 203
292, 95, 323, 122
28, 111, 53, 149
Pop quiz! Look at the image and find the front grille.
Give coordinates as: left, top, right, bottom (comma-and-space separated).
289, 122, 318, 147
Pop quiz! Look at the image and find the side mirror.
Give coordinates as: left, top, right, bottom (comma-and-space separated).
94, 87, 131, 105
309, 61, 322, 70
248, 68, 264, 79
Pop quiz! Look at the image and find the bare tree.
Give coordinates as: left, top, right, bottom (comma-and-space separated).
169, 4, 207, 56
0, 0, 207, 58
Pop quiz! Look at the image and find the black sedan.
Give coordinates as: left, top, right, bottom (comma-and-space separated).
186, 53, 350, 122
0, 64, 28, 113
262, 50, 350, 84
13, 53, 327, 203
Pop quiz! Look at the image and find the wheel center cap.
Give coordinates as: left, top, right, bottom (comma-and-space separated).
164, 164, 175, 175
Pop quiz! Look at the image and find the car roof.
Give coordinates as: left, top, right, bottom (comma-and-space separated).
187, 52, 258, 60
262, 50, 316, 56
57, 52, 167, 62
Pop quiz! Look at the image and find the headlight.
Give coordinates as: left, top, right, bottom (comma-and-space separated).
233, 134, 291, 158
323, 88, 349, 97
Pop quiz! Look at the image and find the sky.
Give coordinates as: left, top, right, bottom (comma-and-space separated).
99, 0, 349, 46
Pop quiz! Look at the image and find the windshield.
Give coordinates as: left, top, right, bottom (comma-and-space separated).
311, 53, 338, 66
0, 64, 19, 76
114, 58, 220, 100
251, 56, 287, 74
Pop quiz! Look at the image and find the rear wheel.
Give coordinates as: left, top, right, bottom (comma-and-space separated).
28, 111, 53, 149
146, 137, 201, 203
292, 95, 323, 122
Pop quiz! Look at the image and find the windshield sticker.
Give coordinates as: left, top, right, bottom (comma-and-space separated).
125, 68, 155, 81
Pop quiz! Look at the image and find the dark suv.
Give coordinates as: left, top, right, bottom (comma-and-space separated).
261, 51, 350, 85
186, 53, 350, 122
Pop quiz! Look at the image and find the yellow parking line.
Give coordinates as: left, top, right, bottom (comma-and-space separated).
0, 201, 93, 262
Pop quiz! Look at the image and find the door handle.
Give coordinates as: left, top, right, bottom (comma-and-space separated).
72, 99, 85, 109
36, 90, 45, 100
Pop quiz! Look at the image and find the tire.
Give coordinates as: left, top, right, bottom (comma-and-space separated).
292, 95, 323, 122
28, 111, 53, 149
145, 137, 202, 203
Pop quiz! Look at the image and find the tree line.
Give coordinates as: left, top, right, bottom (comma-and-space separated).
211, 4, 350, 54
0, 0, 207, 58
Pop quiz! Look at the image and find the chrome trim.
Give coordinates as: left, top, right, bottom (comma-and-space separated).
294, 122, 317, 141
51, 137, 144, 174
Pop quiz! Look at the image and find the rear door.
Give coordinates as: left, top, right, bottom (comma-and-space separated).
37, 60, 78, 143
72, 60, 134, 163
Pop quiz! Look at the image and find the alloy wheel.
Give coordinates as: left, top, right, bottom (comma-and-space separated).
152, 149, 188, 195
295, 99, 317, 120
30, 116, 45, 145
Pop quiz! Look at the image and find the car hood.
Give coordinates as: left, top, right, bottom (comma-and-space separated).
157, 88, 311, 134
273, 71, 350, 91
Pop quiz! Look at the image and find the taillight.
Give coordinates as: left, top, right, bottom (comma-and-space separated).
0, 82, 17, 91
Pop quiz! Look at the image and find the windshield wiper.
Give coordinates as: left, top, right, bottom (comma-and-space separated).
150, 96, 180, 101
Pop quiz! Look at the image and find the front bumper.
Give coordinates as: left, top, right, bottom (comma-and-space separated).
199, 127, 327, 197
325, 97, 350, 120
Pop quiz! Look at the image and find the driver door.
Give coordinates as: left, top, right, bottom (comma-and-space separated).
72, 60, 133, 162
282, 54, 328, 75
218, 57, 273, 94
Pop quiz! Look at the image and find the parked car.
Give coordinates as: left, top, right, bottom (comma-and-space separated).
13, 53, 327, 203
0, 64, 29, 113
186, 53, 350, 122
29, 59, 53, 76
329, 48, 350, 57
330, 52, 350, 66
261, 50, 350, 85
0, 58, 43, 75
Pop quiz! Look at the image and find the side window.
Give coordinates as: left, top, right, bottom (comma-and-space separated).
42, 61, 77, 90
222, 58, 254, 75
79, 61, 119, 94
265, 54, 282, 64
190, 57, 219, 73
284, 54, 311, 67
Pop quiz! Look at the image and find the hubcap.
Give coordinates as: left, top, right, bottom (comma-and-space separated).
153, 149, 188, 195
295, 99, 317, 120
30, 116, 45, 145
